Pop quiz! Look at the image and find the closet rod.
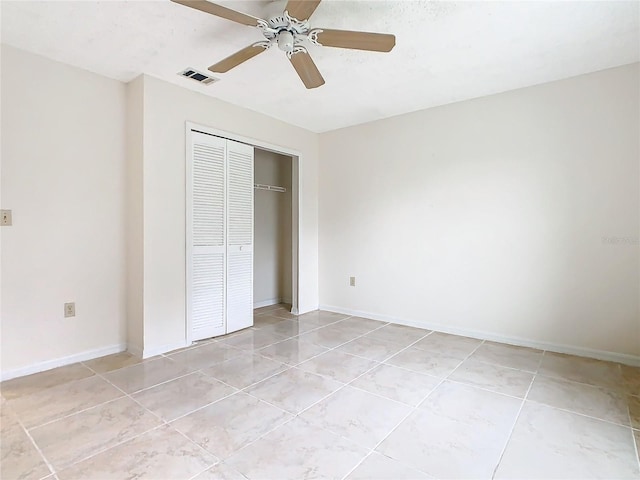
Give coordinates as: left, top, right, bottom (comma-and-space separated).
254, 183, 286, 193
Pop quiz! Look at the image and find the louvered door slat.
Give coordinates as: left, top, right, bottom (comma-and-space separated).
193, 142, 225, 247
226, 140, 254, 334
227, 150, 254, 246
188, 132, 254, 340
187, 132, 226, 341
192, 252, 224, 332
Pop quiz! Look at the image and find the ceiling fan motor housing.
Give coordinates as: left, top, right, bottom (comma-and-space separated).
257, 11, 310, 55
277, 30, 295, 52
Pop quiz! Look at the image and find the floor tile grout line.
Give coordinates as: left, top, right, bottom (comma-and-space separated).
340, 339, 490, 480
293, 382, 351, 417
483, 344, 618, 386
22, 391, 130, 432
181, 362, 299, 420
630, 402, 640, 472
2, 315, 388, 420
261, 315, 350, 332
11, 411, 56, 478
186, 463, 220, 480
62, 365, 224, 475
289, 323, 395, 369
524, 398, 635, 429
338, 377, 450, 480
170, 425, 223, 471
185, 461, 250, 480
294, 353, 382, 378
200, 359, 292, 390
343, 381, 424, 409
462, 356, 540, 374
534, 370, 630, 394
54, 423, 170, 475
220, 320, 324, 352
541, 348, 634, 392
5, 325, 531, 399
24, 361, 143, 430
435, 377, 529, 402
104, 361, 293, 441
334, 331, 441, 404
207, 414, 301, 465
32, 361, 168, 475
253, 319, 393, 370
336, 332, 471, 480
237, 389, 299, 417
627, 361, 640, 471
490, 347, 544, 479
219, 330, 636, 475
59, 367, 181, 471
252, 321, 329, 338
11, 311, 636, 479
261, 331, 381, 416
194, 367, 298, 419
205, 318, 423, 466
12, 358, 251, 432
433, 339, 486, 384
100, 363, 243, 424
245, 324, 436, 418
26, 365, 241, 433
219, 383, 398, 478
110, 369, 201, 397
288, 321, 390, 357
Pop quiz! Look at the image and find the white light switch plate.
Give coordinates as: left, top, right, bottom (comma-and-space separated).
1, 210, 12, 226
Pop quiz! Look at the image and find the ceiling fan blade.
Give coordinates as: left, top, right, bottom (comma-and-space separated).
285, 0, 321, 21
289, 50, 325, 89
311, 28, 395, 52
208, 44, 267, 73
171, 0, 260, 27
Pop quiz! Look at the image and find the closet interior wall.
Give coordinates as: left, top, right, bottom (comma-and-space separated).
254, 149, 292, 308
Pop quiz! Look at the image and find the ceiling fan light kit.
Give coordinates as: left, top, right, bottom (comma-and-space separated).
171, 0, 396, 89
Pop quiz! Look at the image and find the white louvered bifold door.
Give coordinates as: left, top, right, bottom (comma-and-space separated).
225, 140, 254, 334
187, 131, 227, 341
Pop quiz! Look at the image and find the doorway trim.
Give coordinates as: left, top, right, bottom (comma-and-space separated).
185, 121, 301, 344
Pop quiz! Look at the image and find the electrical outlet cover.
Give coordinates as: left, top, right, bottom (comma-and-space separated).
64, 302, 76, 317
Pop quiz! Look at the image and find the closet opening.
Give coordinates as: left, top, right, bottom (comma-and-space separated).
185, 122, 300, 345
253, 148, 294, 313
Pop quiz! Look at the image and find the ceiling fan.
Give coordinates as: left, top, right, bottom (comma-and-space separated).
171, 0, 396, 89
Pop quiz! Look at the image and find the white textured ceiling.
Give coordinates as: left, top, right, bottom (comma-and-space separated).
2, 0, 638, 132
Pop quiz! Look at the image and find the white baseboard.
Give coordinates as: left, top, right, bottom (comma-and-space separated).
0, 343, 127, 381
143, 340, 188, 359
254, 297, 295, 309
126, 344, 143, 359
319, 304, 640, 367
254, 298, 282, 309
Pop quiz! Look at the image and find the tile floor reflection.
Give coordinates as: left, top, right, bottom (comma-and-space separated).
2, 304, 639, 479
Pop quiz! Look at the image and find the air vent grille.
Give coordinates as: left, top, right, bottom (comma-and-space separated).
179, 68, 218, 85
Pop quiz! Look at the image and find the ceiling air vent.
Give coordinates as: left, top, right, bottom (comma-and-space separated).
179, 68, 218, 85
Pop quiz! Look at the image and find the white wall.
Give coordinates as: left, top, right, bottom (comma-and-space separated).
319, 63, 640, 360
278, 155, 293, 304
2, 44, 635, 376
139, 75, 319, 355
1, 45, 127, 376
254, 149, 292, 307
125, 76, 144, 356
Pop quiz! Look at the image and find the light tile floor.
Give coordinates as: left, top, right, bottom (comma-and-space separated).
2, 304, 639, 479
